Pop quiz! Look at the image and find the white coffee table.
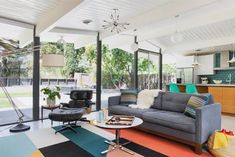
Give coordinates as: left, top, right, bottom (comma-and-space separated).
85, 112, 143, 155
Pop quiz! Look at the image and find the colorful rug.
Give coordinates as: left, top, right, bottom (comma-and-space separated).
0, 124, 167, 157
107, 129, 213, 157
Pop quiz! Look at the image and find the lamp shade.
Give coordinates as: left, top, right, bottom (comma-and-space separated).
42, 54, 65, 67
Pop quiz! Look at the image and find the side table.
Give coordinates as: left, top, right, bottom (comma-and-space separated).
41, 105, 60, 125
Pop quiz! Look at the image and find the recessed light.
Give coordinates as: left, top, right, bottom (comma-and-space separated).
82, 19, 92, 24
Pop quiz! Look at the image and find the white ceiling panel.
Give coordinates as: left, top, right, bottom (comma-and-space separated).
0, 0, 64, 24
57, 0, 171, 31
158, 18, 235, 48
0, 23, 29, 40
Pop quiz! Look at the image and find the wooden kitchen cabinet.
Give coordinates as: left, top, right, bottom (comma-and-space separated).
222, 87, 235, 114
208, 86, 235, 114
208, 87, 223, 104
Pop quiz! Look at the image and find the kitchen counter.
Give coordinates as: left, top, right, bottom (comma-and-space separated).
169, 83, 235, 87
166, 83, 235, 115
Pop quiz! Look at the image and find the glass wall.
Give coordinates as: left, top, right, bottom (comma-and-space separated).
101, 47, 134, 108
138, 51, 159, 90
0, 41, 33, 125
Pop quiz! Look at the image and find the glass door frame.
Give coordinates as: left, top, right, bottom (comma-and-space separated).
135, 48, 162, 90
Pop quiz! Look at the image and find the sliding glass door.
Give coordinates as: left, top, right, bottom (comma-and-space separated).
138, 50, 160, 90
0, 50, 33, 125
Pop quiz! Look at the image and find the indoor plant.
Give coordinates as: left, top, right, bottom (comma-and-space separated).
41, 86, 61, 107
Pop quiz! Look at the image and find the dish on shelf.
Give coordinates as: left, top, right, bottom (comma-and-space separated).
213, 80, 222, 84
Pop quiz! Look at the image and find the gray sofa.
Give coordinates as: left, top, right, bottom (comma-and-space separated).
108, 91, 221, 154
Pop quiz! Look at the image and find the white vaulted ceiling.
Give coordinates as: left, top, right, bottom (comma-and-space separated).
56, 0, 170, 30
1, 0, 235, 56
159, 18, 235, 48
0, 0, 64, 24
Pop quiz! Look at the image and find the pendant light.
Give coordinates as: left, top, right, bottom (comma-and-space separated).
192, 53, 200, 66
171, 15, 183, 43
227, 43, 235, 63
41, 36, 65, 67
228, 26, 235, 63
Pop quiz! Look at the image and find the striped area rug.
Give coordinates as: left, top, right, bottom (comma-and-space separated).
0, 124, 167, 157
108, 129, 213, 157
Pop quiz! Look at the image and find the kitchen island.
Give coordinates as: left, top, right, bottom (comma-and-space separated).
166, 84, 235, 115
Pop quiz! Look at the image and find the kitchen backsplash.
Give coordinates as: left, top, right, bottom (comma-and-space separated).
199, 70, 235, 84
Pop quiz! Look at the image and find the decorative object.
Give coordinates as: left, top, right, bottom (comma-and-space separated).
171, 15, 183, 43
102, 8, 130, 33
41, 86, 61, 107
213, 80, 222, 84
201, 77, 208, 84
0, 79, 30, 132
41, 54, 65, 67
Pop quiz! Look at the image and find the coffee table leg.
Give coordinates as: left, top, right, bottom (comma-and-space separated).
101, 129, 135, 155
120, 146, 135, 155
101, 146, 116, 154
104, 140, 115, 146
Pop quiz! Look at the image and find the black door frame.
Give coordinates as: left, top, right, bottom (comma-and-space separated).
135, 48, 163, 90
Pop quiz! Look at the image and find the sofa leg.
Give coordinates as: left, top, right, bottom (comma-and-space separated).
195, 144, 202, 155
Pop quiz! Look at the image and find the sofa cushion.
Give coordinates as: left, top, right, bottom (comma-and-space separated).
109, 105, 157, 118
184, 96, 207, 118
142, 110, 196, 133
161, 92, 190, 112
151, 92, 163, 110
120, 89, 138, 105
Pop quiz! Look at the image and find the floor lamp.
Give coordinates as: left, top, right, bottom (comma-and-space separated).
0, 79, 30, 132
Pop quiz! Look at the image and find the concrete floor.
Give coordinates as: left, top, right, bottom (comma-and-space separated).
221, 115, 235, 132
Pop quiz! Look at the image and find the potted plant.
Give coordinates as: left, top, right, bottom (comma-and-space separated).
41, 86, 61, 107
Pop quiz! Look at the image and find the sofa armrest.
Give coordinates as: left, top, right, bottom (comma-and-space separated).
108, 95, 121, 107
195, 103, 221, 144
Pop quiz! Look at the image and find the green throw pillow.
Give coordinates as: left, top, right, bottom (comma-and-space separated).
120, 89, 138, 105
184, 96, 207, 118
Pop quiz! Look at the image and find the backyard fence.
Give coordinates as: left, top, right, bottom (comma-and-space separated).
138, 73, 175, 90
0, 78, 77, 87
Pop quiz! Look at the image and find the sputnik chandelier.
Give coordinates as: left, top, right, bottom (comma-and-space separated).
102, 9, 130, 33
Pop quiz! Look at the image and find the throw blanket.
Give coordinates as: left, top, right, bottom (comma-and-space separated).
129, 89, 161, 109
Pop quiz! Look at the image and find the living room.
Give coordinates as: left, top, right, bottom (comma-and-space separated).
0, 0, 235, 157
